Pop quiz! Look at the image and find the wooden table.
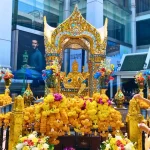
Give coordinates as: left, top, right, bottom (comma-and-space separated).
54, 134, 101, 150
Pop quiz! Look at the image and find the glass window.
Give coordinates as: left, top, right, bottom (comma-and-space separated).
104, 0, 131, 44
136, 0, 150, 13
12, 0, 63, 31
114, 0, 131, 9
137, 19, 150, 46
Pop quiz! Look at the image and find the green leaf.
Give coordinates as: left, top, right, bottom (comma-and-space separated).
48, 144, 54, 150
100, 143, 106, 150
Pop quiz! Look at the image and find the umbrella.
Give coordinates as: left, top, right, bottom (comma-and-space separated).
13, 68, 42, 80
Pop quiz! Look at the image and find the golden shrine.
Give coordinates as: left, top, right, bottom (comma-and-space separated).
44, 5, 108, 97
0, 5, 147, 150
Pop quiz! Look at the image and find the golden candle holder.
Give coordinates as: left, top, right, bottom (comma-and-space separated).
114, 89, 124, 108
23, 84, 33, 107
139, 88, 144, 98
4, 79, 11, 95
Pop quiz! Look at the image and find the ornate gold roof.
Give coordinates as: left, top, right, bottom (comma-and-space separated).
44, 5, 108, 55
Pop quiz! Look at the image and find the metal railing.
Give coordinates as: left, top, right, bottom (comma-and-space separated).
0, 124, 9, 150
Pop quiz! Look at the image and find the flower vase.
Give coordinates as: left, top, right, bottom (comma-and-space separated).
45, 76, 56, 95
100, 89, 109, 99
46, 75, 56, 88
44, 86, 55, 96
4, 79, 11, 95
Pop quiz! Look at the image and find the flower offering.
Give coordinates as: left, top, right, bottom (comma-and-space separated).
20, 91, 124, 141
100, 133, 136, 150
15, 131, 54, 150
94, 59, 114, 89
0, 94, 12, 106
0, 68, 13, 105
135, 71, 145, 89
42, 58, 60, 88
0, 68, 14, 87
135, 71, 150, 108
93, 93, 124, 137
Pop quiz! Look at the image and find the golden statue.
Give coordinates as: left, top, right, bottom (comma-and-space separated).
126, 98, 143, 150
62, 60, 89, 94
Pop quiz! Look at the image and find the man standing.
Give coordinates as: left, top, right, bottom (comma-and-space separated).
29, 39, 43, 72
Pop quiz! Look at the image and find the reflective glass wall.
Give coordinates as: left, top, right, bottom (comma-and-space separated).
104, 0, 131, 44
114, 0, 131, 9
136, 0, 150, 13
137, 19, 150, 46
12, 0, 63, 31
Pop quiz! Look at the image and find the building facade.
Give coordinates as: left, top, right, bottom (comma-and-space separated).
136, 0, 150, 52
0, 0, 150, 95
10, 0, 133, 71
0, 0, 12, 68
0, 0, 149, 68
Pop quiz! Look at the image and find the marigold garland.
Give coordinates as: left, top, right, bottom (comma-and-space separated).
2, 93, 125, 145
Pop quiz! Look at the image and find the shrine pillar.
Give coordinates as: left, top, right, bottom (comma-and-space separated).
9, 96, 24, 150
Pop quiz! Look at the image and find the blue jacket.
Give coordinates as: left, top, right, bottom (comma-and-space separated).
30, 49, 43, 71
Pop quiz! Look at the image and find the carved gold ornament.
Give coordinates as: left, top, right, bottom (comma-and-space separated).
44, 5, 108, 56
44, 5, 108, 96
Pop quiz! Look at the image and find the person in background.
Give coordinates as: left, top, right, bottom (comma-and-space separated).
134, 94, 150, 134
29, 39, 43, 72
